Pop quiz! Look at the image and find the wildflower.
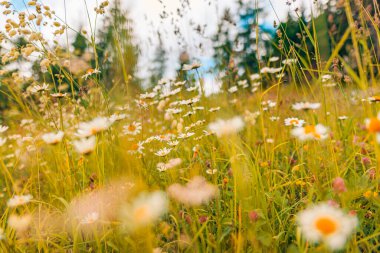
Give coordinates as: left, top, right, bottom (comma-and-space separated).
269, 56, 280, 62
30, 83, 49, 93
237, 80, 248, 86
82, 68, 100, 79
250, 73, 261, 81
365, 113, 380, 142
244, 110, 260, 125
182, 62, 201, 71
80, 212, 100, 225
0, 125, 9, 133
140, 92, 156, 99
177, 132, 194, 139
363, 190, 372, 199
50, 92, 67, 98
284, 117, 305, 127
332, 177, 347, 193
269, 116, 280, 121
209, 107, 220, 112
174, 81, 186, 87
291, 124, 329, 141
155, 147, 172, 157
0, 137, 6, 146
8, 214, 32, 234
297, 203, 358, 250
338, 116, 348, 120
292, 102, 321, 111
206, 169, 217, 175
187, 86, 198, 92
77, 117, 112, 137
157, 158, 182, 172
109, 113, 127, 122
208, 116, 245, 137
167, 140, 179, 147
248, 211, 259, 222
367, 96, 380, 103
41, 131, 64, 144
7, 194, 33, 207
73, 136, 96, 155
120, 191, 168, 231
228, 86, 238, 93
123, 122, 142, 136
167, 176, 218, 206
282, 58, 297, 65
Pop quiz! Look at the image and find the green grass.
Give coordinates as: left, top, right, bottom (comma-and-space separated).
0, 0, 379, 252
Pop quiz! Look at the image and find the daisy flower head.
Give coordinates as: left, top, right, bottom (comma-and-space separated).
30, 83, 49, 93
250, 73, 261, 81
297, 203, 358, 250
0, 125, 9, 133
282, 58, 297, 65
73, 136, 97, 155
41, 131, 64, 145
182, 62, 201, 71
291, 124, 329, 141
284, 117, 305, 127
228, 86, 238, 93
77, 117, 112, 137
80, 212, 100, 225
123, 122, 142, 136
167, 176, 218, 206
292, 102, 321, 111
50, 92, 67, 98
120, 191, 168, 232
155, 147, 172, 157
208, 116, 245, 138
269, 56, 280, 62
7, 194, 33, 208
82, 68, 101, 79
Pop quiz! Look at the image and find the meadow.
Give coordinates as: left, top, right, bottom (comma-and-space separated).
0, 0, 380, 252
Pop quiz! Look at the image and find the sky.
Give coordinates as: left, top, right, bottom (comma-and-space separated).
3, 0, 320, 80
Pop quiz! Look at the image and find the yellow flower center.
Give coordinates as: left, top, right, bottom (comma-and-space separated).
304, 125, 321, 139
315, 216, 337, 236
290, 119, 299, 125
91, 128, 98, 135
134, 206, 148, 222
128, 124, 136, 132
368, 118, 380, 133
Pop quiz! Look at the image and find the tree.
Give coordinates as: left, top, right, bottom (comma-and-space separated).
96, 0, 139, 93
148, 32, 167, 86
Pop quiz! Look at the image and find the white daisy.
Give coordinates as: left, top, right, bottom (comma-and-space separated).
0, 125, 9, 133
123, 122, 142, 136
7, 194, 33, 208
73, 136, 97, 155
291, 124, 329, 141
41, 131, 64, 145
284, 117, 305, 127
120, 191, 168, 231
155, 147, 172, 157
292, 102, 321, 111
208, 117, 245, 138
297, 203, 358, 250
80, 212, 100, 225
77, 117, 112, 137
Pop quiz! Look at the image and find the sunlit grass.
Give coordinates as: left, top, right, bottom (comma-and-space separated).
0, 0, 379, 252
